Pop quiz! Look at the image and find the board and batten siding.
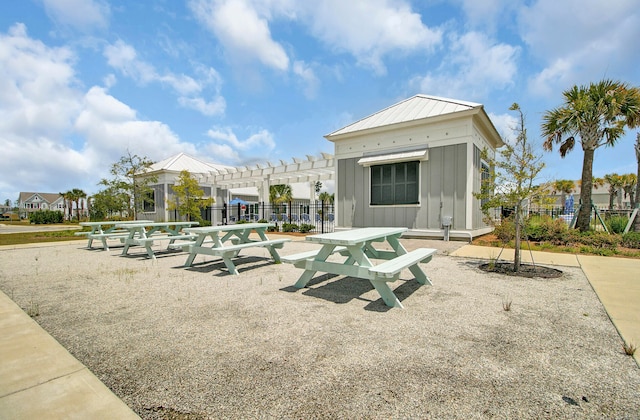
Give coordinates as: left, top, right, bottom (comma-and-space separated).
337, 143, 468, 230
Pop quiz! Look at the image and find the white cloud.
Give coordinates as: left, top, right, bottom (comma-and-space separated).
519, 0, 640, 96
410, 31, 519, 100
42, 0, 110, 31
189, 0, 441, 77
75, 86, 193, 162
300, 0, 442, 74
104, 40, 226, 116
488, 112, 518, 145
293, 60, 319, 99
0, 24, 193, 199
204, 126, 276, 164
189, 0, 290, 71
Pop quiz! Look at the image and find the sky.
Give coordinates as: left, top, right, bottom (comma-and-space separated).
1, 0, 639, 204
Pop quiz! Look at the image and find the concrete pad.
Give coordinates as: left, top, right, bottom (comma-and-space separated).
0, 292, 139, 419
0, 368, 139, 419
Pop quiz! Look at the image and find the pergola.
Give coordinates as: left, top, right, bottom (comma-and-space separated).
203, 153, 335, 203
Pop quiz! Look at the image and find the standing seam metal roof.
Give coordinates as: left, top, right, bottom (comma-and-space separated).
326, 94, 482, 137
148, 152, 235, 174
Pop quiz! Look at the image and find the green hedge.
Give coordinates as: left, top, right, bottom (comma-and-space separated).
30, 210, 63, 224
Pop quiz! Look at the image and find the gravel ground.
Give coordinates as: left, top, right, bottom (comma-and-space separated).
1, 237, 639, 419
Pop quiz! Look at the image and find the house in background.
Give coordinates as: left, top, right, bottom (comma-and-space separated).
17, 192, 67, 219
325, 94, 504, 240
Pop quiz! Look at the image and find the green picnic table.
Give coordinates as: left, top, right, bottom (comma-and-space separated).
282, 227, 436, 308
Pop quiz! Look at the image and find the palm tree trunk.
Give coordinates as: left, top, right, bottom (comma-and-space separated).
576, 148, 595, 232
635, 134, 640, 232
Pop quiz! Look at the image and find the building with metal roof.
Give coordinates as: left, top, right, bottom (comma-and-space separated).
325, 94, 504, 240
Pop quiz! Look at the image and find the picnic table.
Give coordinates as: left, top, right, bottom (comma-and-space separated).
76, 220, 153, 251
282, 227, 436, 308
179, 223, 291, 275
115, 221, 200, 260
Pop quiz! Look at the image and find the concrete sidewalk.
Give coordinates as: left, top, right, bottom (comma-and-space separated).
451, 245, 640, 365
0, 291, 139, 419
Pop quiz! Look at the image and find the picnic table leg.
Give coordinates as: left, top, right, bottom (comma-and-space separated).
221, 253, 240, 275
408, 264, 431, 285
387, 235, 432, 285
293, 245, 336, 288
184, 234, 210, 267
369, 279, 404, 308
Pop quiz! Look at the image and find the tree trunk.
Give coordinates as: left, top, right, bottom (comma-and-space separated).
635, 134, 640, 232
513, 204, 521, 272
576, 148, 595, 232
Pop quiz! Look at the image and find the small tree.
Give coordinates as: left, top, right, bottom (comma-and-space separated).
621, 173, 637, 208
552, 179, 575, 213
474, 103, 547, 273
603, 173, 624, 210
99, 150, 157, 219
168, 170, 213, 222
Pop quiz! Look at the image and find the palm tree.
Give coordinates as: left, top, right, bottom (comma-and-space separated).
269, 184, 292, 218
621, 173, 637, 208
603, 173, 624, 210
541, 79, 640, 231
552, 179, 575, 213
66, 188, 87, 221
59, 191, 73, 221
318, 191, 334, 205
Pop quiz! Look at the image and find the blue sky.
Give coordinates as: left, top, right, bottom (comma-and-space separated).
1, 0, 639, 203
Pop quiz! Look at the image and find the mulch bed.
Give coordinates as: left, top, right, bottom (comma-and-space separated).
479, 262, 563, 278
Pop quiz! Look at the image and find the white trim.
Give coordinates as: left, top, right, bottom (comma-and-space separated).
357, 149, 428, 167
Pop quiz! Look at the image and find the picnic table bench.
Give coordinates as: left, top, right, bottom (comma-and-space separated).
181, 223, 291, 275
282, 227, 436, 308
77, 220, 152, 251
115, 221, 200, 260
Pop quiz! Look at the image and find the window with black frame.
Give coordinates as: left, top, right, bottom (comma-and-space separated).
370, 161, 419, 205
143, 190, 155, 212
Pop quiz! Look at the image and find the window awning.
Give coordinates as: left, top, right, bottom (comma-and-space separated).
357, 149, 428, 167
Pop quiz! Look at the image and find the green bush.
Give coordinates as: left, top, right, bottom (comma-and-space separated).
257, 219, 268, 223
525, 215, 568, 242
493, 219, 516, 243
235, 219, 248, 224
621, 232, 640, 249
606, 216, 629, 234
282, 223, 298, 232
577, 231, 621, 250
299, 223, 315, 233
30, 210, 63, 224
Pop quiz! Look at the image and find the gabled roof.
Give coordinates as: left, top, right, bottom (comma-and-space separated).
18, 192, 62, 203
325, 94, 483, 138
147, 153, 234, 174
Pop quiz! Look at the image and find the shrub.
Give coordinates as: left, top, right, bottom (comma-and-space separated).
621, 232, 640, 249
577, 231, 620, 250
257, 219, 268, 223
525, 215, 568, 242
493, 219, 516, 243
299, 223, 315, 233
30, 210, 63, 224
606, 216, 629, 234
282, 223, 298, 232
235, 219, 248, 224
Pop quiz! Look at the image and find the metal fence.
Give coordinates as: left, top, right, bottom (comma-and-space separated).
211, 200, 335, 234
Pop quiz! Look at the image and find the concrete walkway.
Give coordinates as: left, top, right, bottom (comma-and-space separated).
450, 245, 640, 365
0, 291, 139, 419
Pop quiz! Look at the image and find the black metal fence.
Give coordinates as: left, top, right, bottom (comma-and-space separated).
212, 200, 335, 234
